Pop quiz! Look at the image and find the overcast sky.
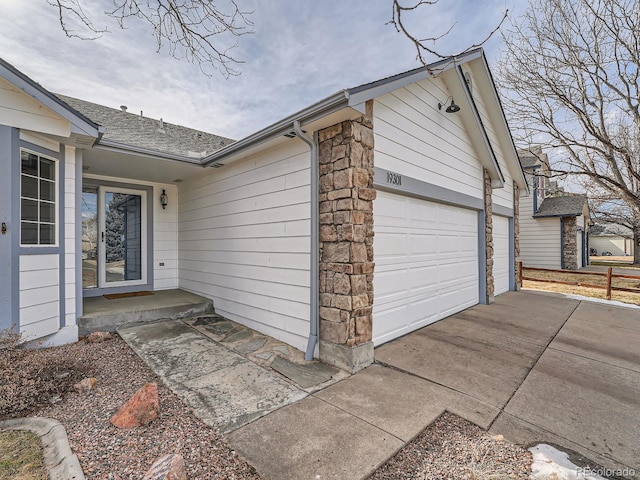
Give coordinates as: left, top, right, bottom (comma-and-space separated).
0, 0, 527, 140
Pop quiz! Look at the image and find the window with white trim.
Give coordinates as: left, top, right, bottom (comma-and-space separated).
20, 149, 57, 245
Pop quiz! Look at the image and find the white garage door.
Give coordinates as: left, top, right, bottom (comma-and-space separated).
493, 215, 510, 295
373, 190, 479, 346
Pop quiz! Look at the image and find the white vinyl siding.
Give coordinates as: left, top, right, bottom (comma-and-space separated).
0, 77, 70, 137
519, 173, 562, 269
178, 141, 311, 351
64, 147, 76, 326
19, 254, 59, 339
519, 178, 561, 268
154, 184, 178, 290
373, 76, 484, 199
373, 191, 479, 346
493, 215, 510, 295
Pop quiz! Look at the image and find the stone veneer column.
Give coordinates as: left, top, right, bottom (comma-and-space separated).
484, 169, 495, 304
513, 181, 521, 289
562, 217, 578, 270
317, 101, 375, 373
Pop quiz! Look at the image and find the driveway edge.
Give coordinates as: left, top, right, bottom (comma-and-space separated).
0, 417, 85, 480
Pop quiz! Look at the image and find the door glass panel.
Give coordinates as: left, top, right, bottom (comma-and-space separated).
40, 180, 55, 201
39, 224, 55, 245
82, 188, 98, 289
40, 201, 55, 223
105, 192, 142, 283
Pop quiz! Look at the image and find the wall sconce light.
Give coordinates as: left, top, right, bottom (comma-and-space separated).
160, 189, 168, 209
438, 97, 461, 113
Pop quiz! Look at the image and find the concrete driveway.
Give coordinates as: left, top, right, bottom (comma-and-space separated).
376, 290, 640, 476
229, 290, 640, 479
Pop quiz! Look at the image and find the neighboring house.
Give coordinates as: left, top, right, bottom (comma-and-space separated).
0, 48, 527, 373
590, 224, 634, 257
518, 148, 590, 270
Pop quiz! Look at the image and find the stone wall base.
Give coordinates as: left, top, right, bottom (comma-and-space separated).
319, 339, 373, 374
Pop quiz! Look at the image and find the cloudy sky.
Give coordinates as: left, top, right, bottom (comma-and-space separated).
0, 0, 527, 140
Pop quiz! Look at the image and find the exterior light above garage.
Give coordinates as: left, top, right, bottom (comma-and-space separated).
438, 96, 461, 113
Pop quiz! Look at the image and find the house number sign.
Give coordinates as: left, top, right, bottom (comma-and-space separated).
386, 171, 402, 186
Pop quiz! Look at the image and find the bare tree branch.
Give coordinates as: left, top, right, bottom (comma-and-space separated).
497, 0, 640, 262
389, 0, 508, 72
45, 0, 253, 77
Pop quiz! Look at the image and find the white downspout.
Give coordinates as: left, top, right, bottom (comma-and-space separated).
294, 120, 319, 361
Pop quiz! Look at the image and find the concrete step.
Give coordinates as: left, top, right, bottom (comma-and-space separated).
78, 289, 213, 336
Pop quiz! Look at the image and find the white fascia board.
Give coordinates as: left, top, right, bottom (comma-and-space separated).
346, 48, 484, 109
202, 90, 353, 166
475, 53, 529, 194
0, 59, 99, 139
95, 139, 204, 164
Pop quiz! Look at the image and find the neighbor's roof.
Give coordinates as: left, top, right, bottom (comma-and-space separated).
519, 155, 542, 169
534, 195, 588, 217
56, 94, 234, 160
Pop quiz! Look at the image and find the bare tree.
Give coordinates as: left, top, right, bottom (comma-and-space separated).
45, 0, 253, 77
389, 0, 508, 71
498, 0, 640, 264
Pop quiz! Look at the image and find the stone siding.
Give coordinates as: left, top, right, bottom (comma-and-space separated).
484, 169, 494, 303
513, 181, 520, 289
562, 216, 578, 270
317, 101, 375, 372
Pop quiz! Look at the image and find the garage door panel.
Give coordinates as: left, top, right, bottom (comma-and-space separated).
373, 190, 480, 345
493, 216, 510, 296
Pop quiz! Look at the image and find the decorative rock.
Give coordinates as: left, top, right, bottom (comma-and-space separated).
87, 331, 112, 343
74, 377, 97, 393
110, 382, 159, 429
142, 454, 187, 480
492, 434, 504, 442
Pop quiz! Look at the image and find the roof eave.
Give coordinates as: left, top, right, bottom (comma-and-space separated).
95, 139, 205, 164
0, 58, 100, 139
202, 90, 354, 166
455, 63, 505, 188
476, 52, 529, 194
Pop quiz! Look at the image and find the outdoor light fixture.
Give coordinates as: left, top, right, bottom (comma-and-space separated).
160, 189, 168, 209
438, 97, 461, 113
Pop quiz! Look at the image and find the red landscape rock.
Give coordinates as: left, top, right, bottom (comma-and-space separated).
142, 454, 187, 480
109, 382, 159, 428
74, 377, 97, 393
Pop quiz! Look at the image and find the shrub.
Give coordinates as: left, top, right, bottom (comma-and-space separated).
0, 328, 88, 418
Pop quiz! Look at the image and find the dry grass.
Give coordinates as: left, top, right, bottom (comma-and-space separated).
523, 269, 640, 306
589, 256, 639, 268
0, 430, 46, 480
0, 329, 88, 418
371, 412, 531, 480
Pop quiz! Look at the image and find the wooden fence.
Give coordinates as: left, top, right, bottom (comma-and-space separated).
518, 262, 640, 300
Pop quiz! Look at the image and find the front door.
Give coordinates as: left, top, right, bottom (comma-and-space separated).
98, 186, 147, 288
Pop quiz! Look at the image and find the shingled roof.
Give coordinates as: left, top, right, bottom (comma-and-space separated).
56, 94, 235, 160
534, 195, 588, 217
519, 155, 542, 169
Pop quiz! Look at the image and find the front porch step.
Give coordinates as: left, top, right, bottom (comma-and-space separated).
78, 289, 214, 336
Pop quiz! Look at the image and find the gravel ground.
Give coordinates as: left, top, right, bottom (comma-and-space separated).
370, 412, 532, 480
34, 335, 260, 480
5, 333, 533, 479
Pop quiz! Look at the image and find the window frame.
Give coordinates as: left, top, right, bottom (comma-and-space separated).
19, 148, 59, 247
